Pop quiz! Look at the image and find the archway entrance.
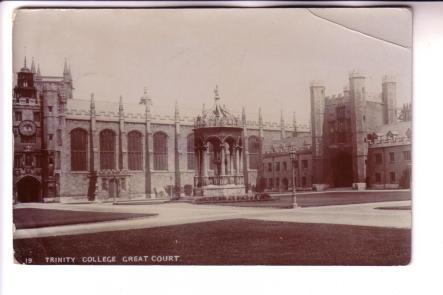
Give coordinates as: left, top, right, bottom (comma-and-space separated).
16, 176, 41, 203
332, 152, 353, 187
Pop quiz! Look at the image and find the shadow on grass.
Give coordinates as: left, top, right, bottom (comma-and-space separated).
14, 218, 411, 266
13, 208, 157, 229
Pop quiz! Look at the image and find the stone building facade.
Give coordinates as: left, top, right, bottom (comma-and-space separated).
12, 59, 411, 203
366, 122, 412, 189
262, 72, 412, 192
12, 59, 309, 203
262, 136, 313, 192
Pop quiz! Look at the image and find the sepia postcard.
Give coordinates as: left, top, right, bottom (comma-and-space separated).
12, 7, 412, 265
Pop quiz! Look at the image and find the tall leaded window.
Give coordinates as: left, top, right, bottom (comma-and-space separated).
128, 131, 143, 170
248, 136, 260, 169
70, 128, 87, 171
100, 129, 116, 170
187, 134, 195, 170
153, 132, 168, 170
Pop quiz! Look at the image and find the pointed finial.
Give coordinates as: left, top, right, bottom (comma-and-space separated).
258, 107, 263, 126
24, 56, 27, 68
37, 63, 41, 77
63, 58, 68, 74
293, 111, 298, 137
242, 106, 246, 123
90, 93, 96, 115
280, 110, 286, 139
214, 85, 220, 101
31, 57, 36, 73
139, 86, 152, 106
175, 100, 180, 121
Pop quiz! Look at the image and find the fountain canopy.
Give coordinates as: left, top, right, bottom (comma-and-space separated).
194, 85, 242, 129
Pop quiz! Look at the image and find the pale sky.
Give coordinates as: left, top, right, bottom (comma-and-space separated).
13, 8, 412, 125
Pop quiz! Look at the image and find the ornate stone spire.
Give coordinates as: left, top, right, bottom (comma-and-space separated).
259, 107, 264, 138
31, 57, 36, 73
258, 107, 263, 127
36, 63, 41, 77
242, 106, 246, 125
214, 85, 220, 101
67, 64, 72, 80
293, 111, 298, 137
90, 93, 96, 116
20, 56, 30, 72
175, 100, 180, 134
139, 87, 151, 106
175, 100, 180, 122
119, 95, 124, 114
63, 58, 68, 75
280, 110, 286, 139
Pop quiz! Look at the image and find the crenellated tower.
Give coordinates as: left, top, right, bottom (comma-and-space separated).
349, 71, 368, 189
310, 81, 326, 188
382, 75, 397, 124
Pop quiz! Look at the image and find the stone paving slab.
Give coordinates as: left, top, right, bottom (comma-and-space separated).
13, 200, 411, 240
251, 201, 411, 229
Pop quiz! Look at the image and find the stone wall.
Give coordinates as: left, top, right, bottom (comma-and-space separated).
262, 151, 313, 191
367, 143, 412, 189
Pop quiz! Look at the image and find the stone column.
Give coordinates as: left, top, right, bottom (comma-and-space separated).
235, 146, 241, 174
202, 145, 208, 177
220, 145, 225, 176
228, 148, 233, 175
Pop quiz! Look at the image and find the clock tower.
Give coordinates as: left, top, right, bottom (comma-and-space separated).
13, 57, 69, 203
13, 57, 43, 202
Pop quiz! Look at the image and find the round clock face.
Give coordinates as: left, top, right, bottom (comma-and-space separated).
19, 120, 36, 136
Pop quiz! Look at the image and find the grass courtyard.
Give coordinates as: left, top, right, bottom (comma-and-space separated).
207, 190, 411, 208
14, 218, 411, 265
13, 208, 156, 229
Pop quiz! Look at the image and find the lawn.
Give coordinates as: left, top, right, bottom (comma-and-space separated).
210, 190, 411, 208
14, 219, 411, 265
13, 208, 156, 229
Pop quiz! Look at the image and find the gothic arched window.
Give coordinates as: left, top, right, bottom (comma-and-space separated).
100, 129, 116, 170
153, 132, 168, 170
248, 136, 260, 170
70, 128, 87, 171
128, 131, 143, 170
187, 133, 195, 170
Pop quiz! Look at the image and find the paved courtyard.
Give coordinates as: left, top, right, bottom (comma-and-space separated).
13, 190, 411, 240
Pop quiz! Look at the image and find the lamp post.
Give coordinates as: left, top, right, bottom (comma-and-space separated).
289, 151, 298, 208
